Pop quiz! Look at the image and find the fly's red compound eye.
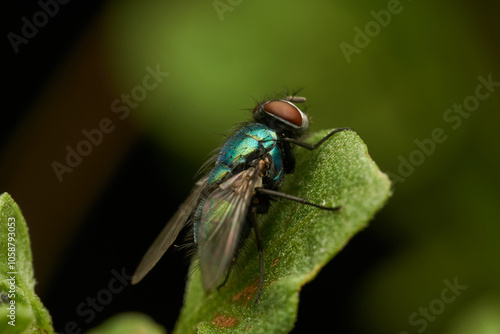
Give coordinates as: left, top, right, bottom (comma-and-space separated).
253, 96, 309, 135
262, 100, 302, 126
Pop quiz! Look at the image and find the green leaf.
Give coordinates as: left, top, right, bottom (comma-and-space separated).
85, 312, 166, 334
0, 193, 54, 334
172, 129, 392, 333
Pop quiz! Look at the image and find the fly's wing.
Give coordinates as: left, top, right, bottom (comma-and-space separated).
132, 178, 209, 285
197, 167, 261, 291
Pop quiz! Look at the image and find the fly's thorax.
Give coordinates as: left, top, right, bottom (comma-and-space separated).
216, 123, 278, 166
213, 123, 284, 185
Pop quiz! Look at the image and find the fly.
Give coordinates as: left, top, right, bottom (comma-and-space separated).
131, 94, 350, 303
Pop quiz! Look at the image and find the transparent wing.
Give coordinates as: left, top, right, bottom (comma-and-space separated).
132, 177, 209, 285
197, 167, 261, 291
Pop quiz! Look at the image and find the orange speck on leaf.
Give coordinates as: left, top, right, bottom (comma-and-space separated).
212, 314, 239, 328
232, 281, 259, 303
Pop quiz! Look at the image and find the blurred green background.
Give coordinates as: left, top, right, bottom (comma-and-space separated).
3, 0, 499, 333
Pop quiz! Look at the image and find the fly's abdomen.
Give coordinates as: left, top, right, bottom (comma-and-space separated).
207, 164, 232, 185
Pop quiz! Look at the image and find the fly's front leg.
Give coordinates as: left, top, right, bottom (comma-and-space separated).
284, 127, 351, 150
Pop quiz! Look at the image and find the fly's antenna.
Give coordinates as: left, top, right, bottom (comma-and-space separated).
284, 96, 307, 103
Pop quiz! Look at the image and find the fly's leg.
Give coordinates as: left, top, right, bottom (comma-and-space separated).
217, 260, 235, 291
256, 188, 341, 211
250, 207, 264, 304
283, 127, 351, 150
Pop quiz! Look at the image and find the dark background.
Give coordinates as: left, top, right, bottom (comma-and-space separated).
3, 1, 499, 333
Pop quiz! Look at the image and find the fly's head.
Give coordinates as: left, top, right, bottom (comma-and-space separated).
253, 96, 310, 138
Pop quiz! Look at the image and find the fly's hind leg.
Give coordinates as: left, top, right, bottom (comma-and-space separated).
217, 258, 236, 291
249, 207, 264, 304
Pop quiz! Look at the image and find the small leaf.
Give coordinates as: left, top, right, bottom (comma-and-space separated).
0, 193, 54, 333
85, 312, 166, 334
173, 129, 391, 334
